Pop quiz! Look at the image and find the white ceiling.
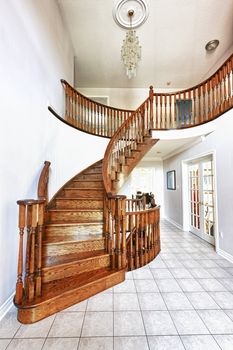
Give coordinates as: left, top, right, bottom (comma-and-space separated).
58, 0, 233, 88
143, 136, 201, 161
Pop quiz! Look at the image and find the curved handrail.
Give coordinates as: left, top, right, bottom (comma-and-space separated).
60, 79, 133, 138
37, 161, 51, 203
151, 54, 233, 129
102, 96, 151, 193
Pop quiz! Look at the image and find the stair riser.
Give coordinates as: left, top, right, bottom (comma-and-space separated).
43, 239, 105, 257
55, 199, 103, 210
78, 173, 103, 180
42, 256, 110, 283
83, 167, 102, 174
47, 211, 103, 223
69, 181, 104, 189
63, 189, 104, 198
45, 224, 103, 237
16, 270, 125, 324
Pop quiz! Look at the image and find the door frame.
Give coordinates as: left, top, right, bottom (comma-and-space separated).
182, 150, 219, 249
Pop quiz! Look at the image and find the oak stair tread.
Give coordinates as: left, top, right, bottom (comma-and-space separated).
45, 222, 103, 227
55, 197, 103, 201
73, 179, 103, 182
64, 187, 103, 190
43, 249, 107, 267
48, 209, 103, 212
43, 234, 103, 244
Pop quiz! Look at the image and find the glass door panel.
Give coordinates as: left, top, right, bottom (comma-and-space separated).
188, 157, 215, 245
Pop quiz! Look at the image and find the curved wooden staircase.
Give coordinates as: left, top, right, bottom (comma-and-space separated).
15, 131, 158, 323
14, 53, 232, 323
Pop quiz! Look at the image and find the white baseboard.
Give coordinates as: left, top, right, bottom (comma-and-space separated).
216, 247, 233, 264
164, 216, 184, 231
0, 293, 14, 321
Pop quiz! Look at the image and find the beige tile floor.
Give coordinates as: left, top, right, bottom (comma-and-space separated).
1, 220, 233, 349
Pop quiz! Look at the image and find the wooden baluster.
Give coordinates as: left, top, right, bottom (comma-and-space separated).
28, 204, 37, 301
98, 104, 101, 135
144, 211, 148, 264
121, 198, 126, 269
197, 86, 201, 124
24, 204, 32, 298
36, 202, 44, 297
100, 105, 103, 136
207, 81, 211, 120
211, 77, 215, 118
139, 213, 144, 267
215, 73, 219, 115
74, 90, 77, 126
203, 84, 207, 122
160, 95, 163, 129
105, 107, 108, 137
80, 95, 83, 130
218, 69, 223, 112
109, 109, 112, 137
223, 65, 227, 109
149, 86, 154, 130
169, 95, 172, 129
103, 197, 108, 249
111, 199, 116, 269
154, 95, 158, 129
65, 85, 69, 121
129, 215, 135, 270
85, 98, 88, 131
15, 202, 26, 304
177, 92, 181, 127
164, 95, 167, 128
88, 100, 91, 133
115, 198, 122, 270
135, 214, 140, 268
174, 94, 177, 128
77, 93, 80, 128
183, 92, 186, 128
188, 90, 191, 126
227, 60, 232, 107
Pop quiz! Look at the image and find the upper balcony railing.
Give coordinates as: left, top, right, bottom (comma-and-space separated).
149, 54, 233, 130
56, 80, 133, 138
49, 55, 232, 137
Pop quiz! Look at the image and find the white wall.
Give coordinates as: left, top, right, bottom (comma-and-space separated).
118, 160, 164, 217
163, 109, 233, 257
0, 0, 108, 315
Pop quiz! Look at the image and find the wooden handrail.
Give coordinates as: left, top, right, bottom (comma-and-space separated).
37, 161, 51, 203
58, 80, 133, 138
102, 96, 150, 193
151, 54, 233, 130
15, 162, 51, 305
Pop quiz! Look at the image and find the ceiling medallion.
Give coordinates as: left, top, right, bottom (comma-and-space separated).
113, 0, 149, 29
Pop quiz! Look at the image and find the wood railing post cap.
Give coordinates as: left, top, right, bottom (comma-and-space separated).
17, 199, 46, 205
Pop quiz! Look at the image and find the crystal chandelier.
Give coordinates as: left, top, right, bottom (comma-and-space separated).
121, 10, 141, 79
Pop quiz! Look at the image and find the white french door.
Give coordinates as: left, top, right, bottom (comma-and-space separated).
188, 156, 215, 245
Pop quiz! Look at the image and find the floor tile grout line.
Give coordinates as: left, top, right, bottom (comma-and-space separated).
134, 278, 151, 349
41, 312, 61, 349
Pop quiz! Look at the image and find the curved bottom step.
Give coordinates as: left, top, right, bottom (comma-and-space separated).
15, 268, 125, 324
